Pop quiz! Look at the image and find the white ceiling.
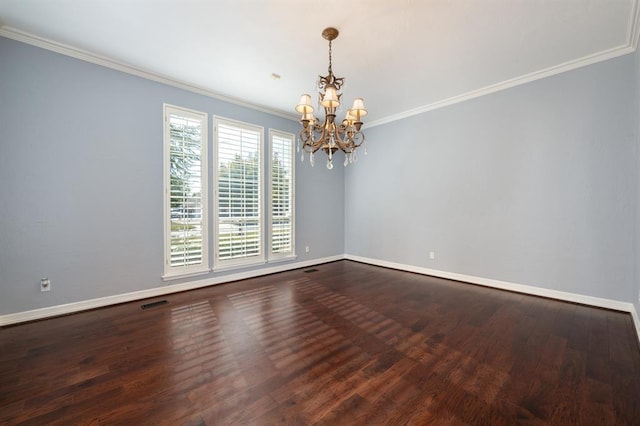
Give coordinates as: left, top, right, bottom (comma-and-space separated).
1, 0, 638, 125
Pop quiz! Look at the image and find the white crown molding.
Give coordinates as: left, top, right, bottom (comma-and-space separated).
628, 0, 640, 49
366, 43, 635, 129
345, 254, 640, 345
631, 305, 640, 344
3, 13, 640, 130
0, 255, 343, 326
0, 26, 299, 122
367, 0, 640, 128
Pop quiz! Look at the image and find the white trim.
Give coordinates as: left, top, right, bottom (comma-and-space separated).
628, 0, 640, 49
213, 116, 266, 269
345, 254, 638, 314
0, 26, 298, 122
0, 255, 344, 326
211, 259, 267, 273
163, 104, 209, 277
631, 305, 640, 345
3, 22, 638, 131
268, 129, 296, 261
162, 268, 210, 281
366, 44, 635, 129
268, 255, 298, 264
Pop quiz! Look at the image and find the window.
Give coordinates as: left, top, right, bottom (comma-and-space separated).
163, 104, 209, 279
269, 130, 295, 260
214, 117, 264, 269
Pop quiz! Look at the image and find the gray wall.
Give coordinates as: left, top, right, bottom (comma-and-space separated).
0, 37, 345, 315
346, 54, 636, 303
2, 34, 639, 316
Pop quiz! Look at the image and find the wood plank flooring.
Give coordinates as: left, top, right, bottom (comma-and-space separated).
1, 260, 639, 425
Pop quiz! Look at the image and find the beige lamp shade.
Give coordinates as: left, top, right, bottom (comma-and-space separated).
321, 86, 340, 108
296, 94, 314, 114
350, 98, 367, 118
345, 109, 357, 123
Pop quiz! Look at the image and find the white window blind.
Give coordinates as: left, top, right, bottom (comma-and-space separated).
214, 117, 264, 268
163, 104, 209, 279
269, 130, 295, 259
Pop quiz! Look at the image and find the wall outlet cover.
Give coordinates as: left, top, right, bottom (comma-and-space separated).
40, 278, 51, 292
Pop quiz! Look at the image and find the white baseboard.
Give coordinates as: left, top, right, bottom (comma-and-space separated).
631, 305, 640, 346
4, 253, 640, 349
0, 255, 343, 326
345, 254, 640, 345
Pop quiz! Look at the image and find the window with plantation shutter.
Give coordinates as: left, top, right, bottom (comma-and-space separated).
269, 130, 295, 260
163, 104, 209, 279
214, 117, 264, 268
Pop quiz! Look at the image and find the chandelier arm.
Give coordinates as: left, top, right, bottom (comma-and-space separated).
306, 122, 328, 153
332, 125, 350, 152
350, 131, 365, 148
319, 121, 334, 152
299, 118, 329, 153
316, 122, 330, 148
300, 124, 322, 153
337, 123, 364, 153
299, 129, 313, 153
299, 128, 310, 146
310, 131, 324, 152
304, 118, 361, 155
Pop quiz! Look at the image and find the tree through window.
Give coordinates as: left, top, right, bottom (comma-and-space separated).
163, 104, 209, 278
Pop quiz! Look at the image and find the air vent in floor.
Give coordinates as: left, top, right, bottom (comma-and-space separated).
141, 300, 168, 310
304, 269, 319, 273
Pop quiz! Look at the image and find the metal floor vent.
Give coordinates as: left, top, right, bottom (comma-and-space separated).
304, 269, 319, 273
141, 300, 168, 310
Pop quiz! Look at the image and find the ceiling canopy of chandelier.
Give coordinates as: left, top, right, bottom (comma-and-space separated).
296, 27, 367, 170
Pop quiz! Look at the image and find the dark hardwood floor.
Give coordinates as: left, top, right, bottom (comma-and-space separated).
1, 260, 639, 425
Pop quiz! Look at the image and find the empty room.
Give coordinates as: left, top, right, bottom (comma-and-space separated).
1, 1, 639, 424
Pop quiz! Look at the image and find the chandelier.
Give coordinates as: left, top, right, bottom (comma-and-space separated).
295, 27, 367, 169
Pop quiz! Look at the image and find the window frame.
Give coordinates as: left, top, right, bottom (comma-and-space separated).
162, 104, 210, 280
268, 129, 296, 262
213, 116, 265, 270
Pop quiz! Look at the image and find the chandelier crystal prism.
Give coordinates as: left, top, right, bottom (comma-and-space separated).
296, 27, 367, 170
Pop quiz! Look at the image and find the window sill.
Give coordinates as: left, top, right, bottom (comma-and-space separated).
267, 254, 298, 264
212, 259, 267, 273
162, 268, 211, 281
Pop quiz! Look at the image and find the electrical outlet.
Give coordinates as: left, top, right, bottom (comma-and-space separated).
429, 251, 436, 260
305, 246, 310, 253
40, 278, 51, 292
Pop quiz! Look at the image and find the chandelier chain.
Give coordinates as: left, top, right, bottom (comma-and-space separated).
328, 40, 333, 74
